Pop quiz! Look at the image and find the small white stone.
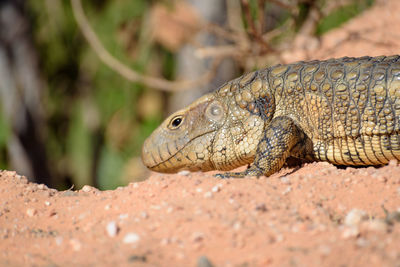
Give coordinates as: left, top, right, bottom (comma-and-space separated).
37, 184, 46, 190
123, 233, 140, 244
211, 184, 222, 193
282, 186, 292, 195
178, 170, 190, 176
70, 239, 82, 251
342, 226, 359, 239
81, 185, 92, 192
44, 201, 51, 206
203, 191, 213, 198
344, 209, 367, 226
166, 206, 174, 213
106, 221, 119, 237
26, 208, 37, 217
233, 221, 241, 231
119, 214, 129, 220
55, 236, 63, 246
280, 176, 290, 184
160, 238, 170, 246
356, 237, 369, 247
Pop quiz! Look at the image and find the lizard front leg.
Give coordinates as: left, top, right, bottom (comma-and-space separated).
216, 116, 304, 178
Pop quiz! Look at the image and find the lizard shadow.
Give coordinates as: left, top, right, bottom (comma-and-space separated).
276, 157, 377, 178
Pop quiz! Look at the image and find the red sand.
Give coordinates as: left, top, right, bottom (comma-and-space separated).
1, 0, 400, 266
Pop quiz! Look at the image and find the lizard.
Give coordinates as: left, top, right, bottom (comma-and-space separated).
141, 55, 400, 178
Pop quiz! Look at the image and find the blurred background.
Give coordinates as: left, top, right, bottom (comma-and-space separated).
0, 0, 373, 190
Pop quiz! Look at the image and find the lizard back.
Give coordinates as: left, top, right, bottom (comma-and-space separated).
258, 55, 400, 165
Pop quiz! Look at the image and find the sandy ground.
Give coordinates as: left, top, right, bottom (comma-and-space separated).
2, 0, 400, 266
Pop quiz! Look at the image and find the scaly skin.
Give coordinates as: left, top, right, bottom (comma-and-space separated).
142, 55, 400, 178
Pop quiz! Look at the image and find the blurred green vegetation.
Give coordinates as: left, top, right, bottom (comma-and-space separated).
27, 0, 162, 189
11, 0, 374, 190
317, 0, 374, 35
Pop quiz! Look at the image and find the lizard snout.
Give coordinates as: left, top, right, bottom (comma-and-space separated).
141, 138, 158, 169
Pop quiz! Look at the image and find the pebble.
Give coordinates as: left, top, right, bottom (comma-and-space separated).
37, 184, 47, 190
81, 185, 93, 192
48, 210, 57, 217
55, 236, 63, 246
356, 237, 369, 248
275, 234, 284, 242
166, 206, 174, 213
203, 192, 212, 198
70, 239, 82, 251
119, 214, 129, 220
191, 232, 204, 243
211, 184, 222, 193
178, 170, 191, 176
123, 233, 140, 244
26, 208, 37, 217
282, 186, 292, 195
280, 176, 290, 184
344, 209, 367, 226
341, 226, 360, 239
160, 238, 170, 246
106, 221, 119, 237
233, 221, 242, 231
255, 203, 268, 212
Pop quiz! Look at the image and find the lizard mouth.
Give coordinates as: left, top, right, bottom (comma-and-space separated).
142, 130, 216, 172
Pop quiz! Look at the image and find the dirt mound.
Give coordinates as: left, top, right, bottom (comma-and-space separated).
1, 162, 400, 266
2, 0, 400, 266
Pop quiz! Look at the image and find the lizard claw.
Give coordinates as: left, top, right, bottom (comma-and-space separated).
214, 173, 230, 179
214, 171, 247, 179
214, 167, 264, 179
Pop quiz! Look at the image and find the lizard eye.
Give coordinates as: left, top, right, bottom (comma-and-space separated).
168, 116, 183, 129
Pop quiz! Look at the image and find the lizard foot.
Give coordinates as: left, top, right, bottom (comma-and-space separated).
214, 168, 263, 179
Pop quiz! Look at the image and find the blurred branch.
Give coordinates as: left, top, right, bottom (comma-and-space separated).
70, 0, 219, 92
268, 0, 297, 15
204, 22, 240, 43
240, 0, 274, 53
195, 45, 243, 59
257, 0, 265, 34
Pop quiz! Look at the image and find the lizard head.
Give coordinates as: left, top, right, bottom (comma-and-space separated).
142, 93, 224, 173
142, 78, 270, 174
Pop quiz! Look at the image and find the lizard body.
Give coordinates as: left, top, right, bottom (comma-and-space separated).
142, 55, 400, 178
